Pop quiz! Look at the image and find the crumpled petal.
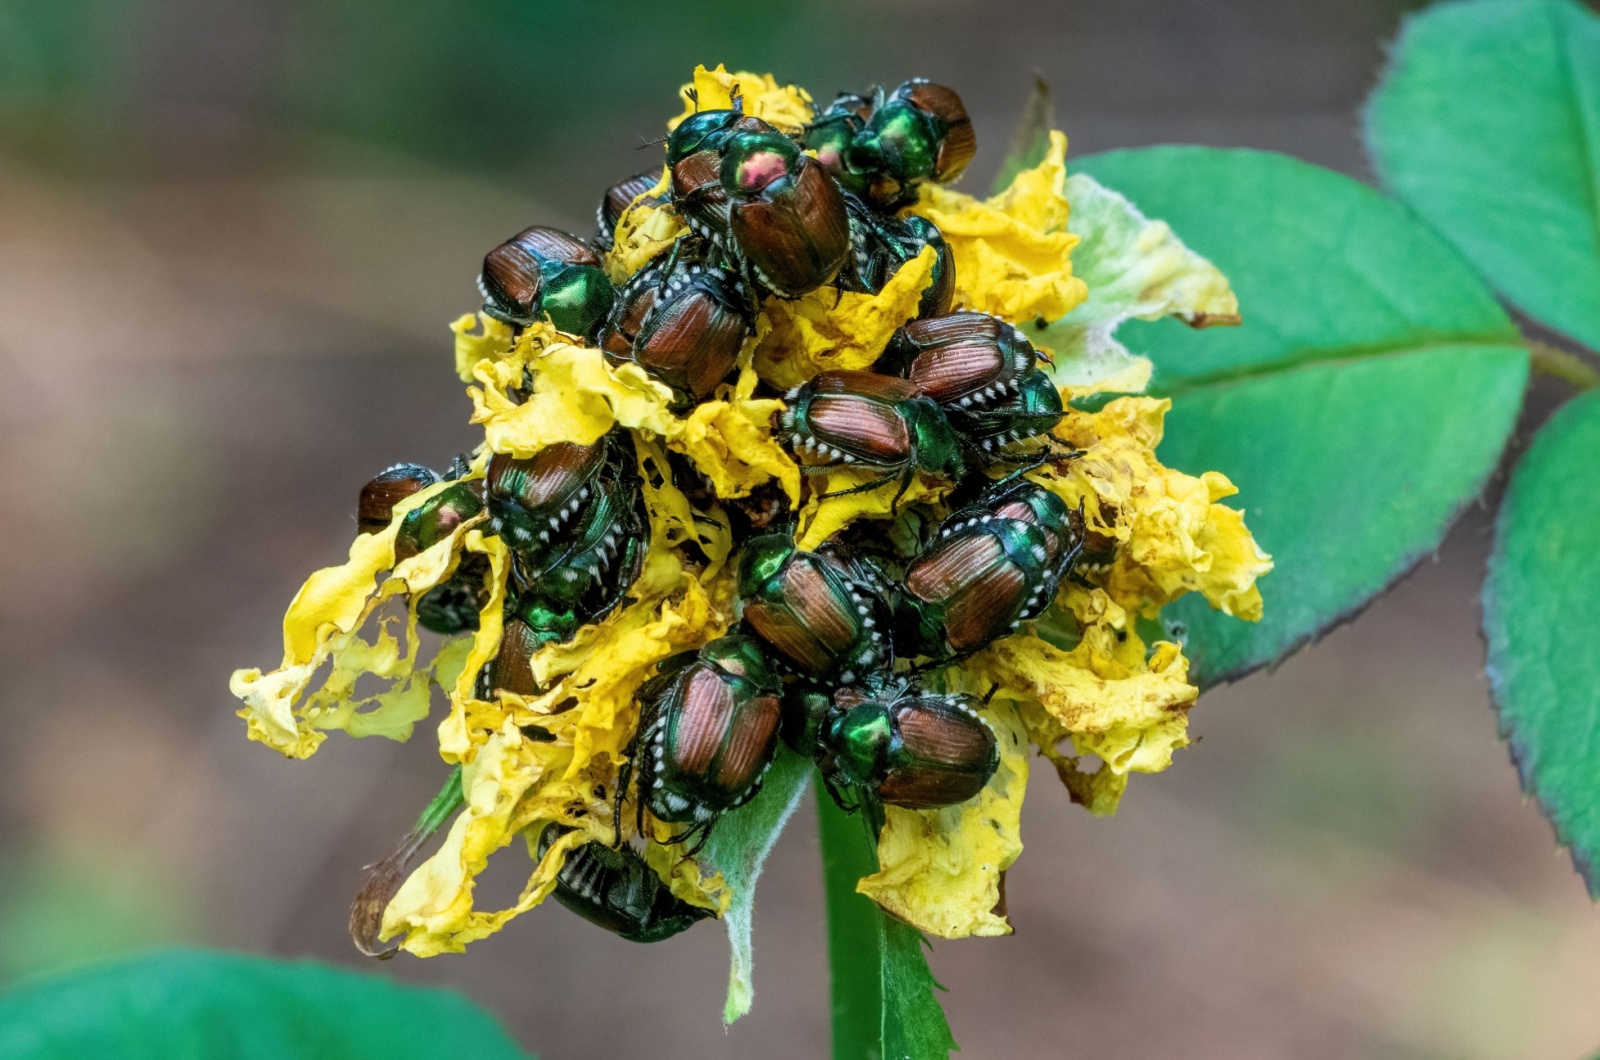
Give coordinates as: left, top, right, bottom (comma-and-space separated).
1043, 397, 1272, 618
677, 397, 802, 504
1027, 171, 1240, 395
603, 171, 685, 286
911, 130, 1088, 323
229, 474, 488, 759
752, 246, 936, 390
459, 313, 800, 505
857, 700, 1028, 939
380, 723, 585, 955
670, 64, 814, 134
794, 471, 950, 552
468, 323, 680, 454
973, 607, 1196, 816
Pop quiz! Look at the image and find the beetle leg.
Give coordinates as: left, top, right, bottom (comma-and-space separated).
816, 470, 896, 501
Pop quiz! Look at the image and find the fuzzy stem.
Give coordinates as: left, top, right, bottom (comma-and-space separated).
817, 788, 884, 1060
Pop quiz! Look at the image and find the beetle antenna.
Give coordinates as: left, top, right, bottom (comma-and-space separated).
685, 87, 700, 112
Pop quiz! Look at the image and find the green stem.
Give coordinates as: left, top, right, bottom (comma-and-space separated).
817, 789, 883, 1060
817, 790, 958, 1060
1528, 339, 1600, 391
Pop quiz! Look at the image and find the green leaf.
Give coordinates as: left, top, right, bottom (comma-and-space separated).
1366, 0, 1600, 353
1484, 390, 1600, 896
702, 746, 812, 1025
991, 76, 1055, 195
1157, 345, 1529, 685
817, 791, 956, 1060
1073, 147, 1529, 684
0, 948, 531, 1059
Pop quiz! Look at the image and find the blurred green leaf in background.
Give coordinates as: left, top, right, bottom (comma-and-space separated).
0, 950, 531, 1060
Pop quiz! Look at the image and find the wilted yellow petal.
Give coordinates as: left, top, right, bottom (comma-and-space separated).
857, 701, 1027, 939
1026, 398, 1271, 620
794, 471, 949, 552
471, 338, 680, 456
381, 724, 582, 956
752, 246, 936, 390
453, 312, 518, 383
604, 178, 685, 285
670, 64, 814, 134
973, 622, 1195, 815
912, 131, 1087, 322
230, 477, 488, 759
674, 397, 802, 504
644, 828, 731, 916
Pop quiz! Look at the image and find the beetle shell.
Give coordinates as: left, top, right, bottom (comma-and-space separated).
723, 133, 850, 297
486, 439, 609, 554
668, 111, 775, 243
882, 312, 1040, 411
537, 828, 714, 943
951, 368, 1066, 453
737, 532, 889, 684
508, 470, 647, 640
394, 479, 485, 562
599, 257, 750, 403
896, 80, 976, 183
638, 635, 782, 824
841, 206, 955, 320
897, 514, 1059, 657
358, 463, 441, 536
802, 93, 871, 192
596, 171, 663, 249
844, 80, 975, 209
479, 226, 615, 338
816, 687, 999, 809
963, 472, 1086, 570
784, 370, 917, 467
492, 615, 547, 696
780, 370, 965, 483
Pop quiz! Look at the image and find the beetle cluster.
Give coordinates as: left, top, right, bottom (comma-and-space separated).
355, 78, 1089, 944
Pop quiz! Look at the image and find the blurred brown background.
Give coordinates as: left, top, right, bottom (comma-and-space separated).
4, 0, 1599, 1057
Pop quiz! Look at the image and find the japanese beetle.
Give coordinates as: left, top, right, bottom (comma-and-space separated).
595, 171, 663, 251
880, 312, 1041, 411
955, 469, 1086, 572
537, 826, 714, 943
737, 532, 891, 684
667, 107, 773, 246
393, 479, 486, 563
841, 203, 955, 320
624, 634, 783, 845
802, 92, 875, 196
948, 369, 1066, 455
813, 681, 999, 810
358, 463, 441, 536
721, 128, 850, 297
485, 438, 610, 556
506, 467, 648, 646
778, 370, 965, 499
668, 106, 850, 299
893, 503, 1067, 660
479, 226, 616, 339
416, 552, 490, 636
599, 251, 751, 404
358, 465, 489, 633
847, 80, 976, 209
